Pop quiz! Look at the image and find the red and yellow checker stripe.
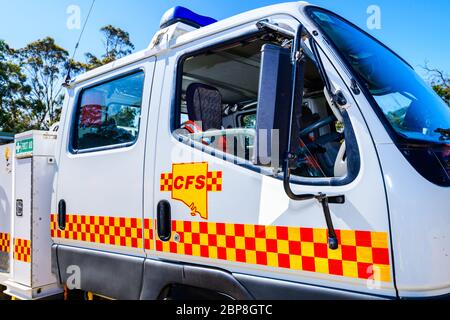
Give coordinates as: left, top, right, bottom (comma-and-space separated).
14, 238, 31, 263
0, 233, 10, 253
51, 214, 153, 250
155, 221, 391, 282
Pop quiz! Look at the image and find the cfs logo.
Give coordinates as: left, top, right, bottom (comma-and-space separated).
160, 163, 222, 220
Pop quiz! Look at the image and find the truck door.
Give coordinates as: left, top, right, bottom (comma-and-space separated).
54, 58, 155, 259
148, 18, 395, 298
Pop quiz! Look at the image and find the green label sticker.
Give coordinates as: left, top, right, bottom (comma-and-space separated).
16, 138, 33, 157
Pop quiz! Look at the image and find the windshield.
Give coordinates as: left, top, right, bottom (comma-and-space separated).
308, 8, 450, 144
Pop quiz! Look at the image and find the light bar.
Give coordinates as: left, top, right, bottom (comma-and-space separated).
160, 6, 217, 29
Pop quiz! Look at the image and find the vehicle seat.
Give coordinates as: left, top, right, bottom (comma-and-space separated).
186, 83, 223, 131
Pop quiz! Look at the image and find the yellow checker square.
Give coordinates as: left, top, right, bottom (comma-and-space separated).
371, 264, 391, 283
277, 240, 290, 255
245, 250, 257, 265
137, 219, 143, 229
340, 230, 356, 246
356, 246, 373, 264
191, 222, 200, 234
225, 224, 235, 236
176, 243, 185, 255
114, 217, 121, 227
176, 220, 185, 232
81, 224, 87, 233
120, 227, 127, 237
214, 235, 224, 247
255, 238, 267, 252
125, 219, 131, 228
226, 248, 236, 261
301, 242, 315, 257
235, 237, 246, 250
184, 232, 192, 244
209, 246, 218, 259
313, 229, 328, 244
192, 244, 201, 257
200, 234, 209, 246
265, 226, 277, 240
327, 246, 343, 261
131, 228, 138, 238
371, 232, 388, 249
266, 252, 279, 268
289, 255, 303, 270
288, 228, 301, 242
244, 224, 255, 238
126, 238, 132, 248
315, 257, 330, 275
342, 260, 358, 278
207, 223, 217, 235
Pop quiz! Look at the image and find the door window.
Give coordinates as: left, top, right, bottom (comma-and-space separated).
72, 71, 145, 152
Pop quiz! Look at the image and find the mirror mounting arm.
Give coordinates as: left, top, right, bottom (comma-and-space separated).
283, 24, 343, 251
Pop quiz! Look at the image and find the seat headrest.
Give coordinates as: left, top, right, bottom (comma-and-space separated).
186, 83, 222, 131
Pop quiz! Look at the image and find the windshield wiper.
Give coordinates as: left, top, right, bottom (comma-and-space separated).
435, 128, 450, 141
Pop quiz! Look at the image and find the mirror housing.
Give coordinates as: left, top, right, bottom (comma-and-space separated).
253, 44, 293, 169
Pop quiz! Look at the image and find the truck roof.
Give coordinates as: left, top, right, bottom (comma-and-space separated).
71, 1, 311, 87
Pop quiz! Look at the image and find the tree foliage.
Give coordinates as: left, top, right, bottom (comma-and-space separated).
422, 63, 450, 106
17, 37, 69, 129
0, 40, 31, 132
84, 25, 135, 71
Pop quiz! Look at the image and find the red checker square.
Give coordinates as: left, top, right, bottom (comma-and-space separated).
245, 237, 256, 251
99, 234, 105, 244
278, 254, 291, 269
81, 216, 86, 224
276, 226, 289, 240
137, 229, 143, 238
342, 245, 357, 261
289, 241, 302, 256
183, 221, 192, 232
207, 172, 213, 179
357, 262, 373, 280
236, 249, 246, 263
217, 172, 222, 179
131, 219, 137, 228
302, 256, 316, 272
266, 239, 278, 253
216, 223, 226, 235
372, 248, 390, 265
120, 237, 126, 247
184, 244, 193, 256
172, 220, 177, 230
170, 242, 178, 254
355, 231, 372, 247
216, 185, 222, 191
192, 233, 200, 245
254, 226, 266, 239
126, 228, 131, 237
200, 245, 209, 258
226, 236, 236, 248
208, 234, 217, 247
160, 173, 165, 180
300, 228, 314, 242
120, 217, 126, 227
256, 252, 267, 266
99, 216, 105, 225
234, 224, 245, 237
144, 240, 150, 250
199, 222, 208, 234
314, 243, 328, 259
156, 240, 163, 252
217, 247, 227, 260
328, 259, 344, 276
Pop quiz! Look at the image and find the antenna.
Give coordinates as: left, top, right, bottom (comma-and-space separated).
64, 0, 96, 85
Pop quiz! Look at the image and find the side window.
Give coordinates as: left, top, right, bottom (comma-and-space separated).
72, 71, 145, 152
174, 34, 285, 162
173, 32, 349, 179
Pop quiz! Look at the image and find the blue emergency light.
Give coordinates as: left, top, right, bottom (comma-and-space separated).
160, 6, 217, 29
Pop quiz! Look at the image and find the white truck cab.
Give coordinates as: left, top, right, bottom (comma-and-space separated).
48, 2, 449, 300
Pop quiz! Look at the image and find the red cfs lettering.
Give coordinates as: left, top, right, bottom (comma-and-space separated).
173, 175, 207, 190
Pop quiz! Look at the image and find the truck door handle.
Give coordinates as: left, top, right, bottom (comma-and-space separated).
157, 200, 172, 242
58, 200, 67, 230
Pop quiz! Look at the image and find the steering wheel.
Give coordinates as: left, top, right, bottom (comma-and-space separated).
299, 115, 337, 138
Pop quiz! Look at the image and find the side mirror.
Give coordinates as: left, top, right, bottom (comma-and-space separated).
253, 44, 293, 169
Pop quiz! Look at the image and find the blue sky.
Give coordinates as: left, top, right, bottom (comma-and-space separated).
0, 0, 448, 78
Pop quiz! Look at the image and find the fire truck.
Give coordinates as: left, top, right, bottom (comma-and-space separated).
0, 2, 449, 300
